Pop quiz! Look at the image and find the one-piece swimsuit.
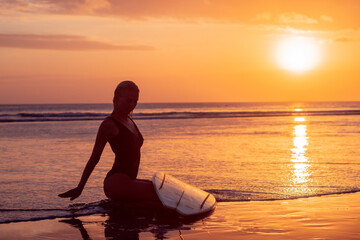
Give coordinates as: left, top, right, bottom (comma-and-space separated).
105, 116, 144, 180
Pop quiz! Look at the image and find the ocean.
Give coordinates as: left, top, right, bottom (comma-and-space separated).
1, 102, 360, 224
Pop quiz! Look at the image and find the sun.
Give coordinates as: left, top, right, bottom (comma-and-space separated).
275, 36, 321, 73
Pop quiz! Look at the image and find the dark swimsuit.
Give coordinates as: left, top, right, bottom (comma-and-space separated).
105, 116, 144, 180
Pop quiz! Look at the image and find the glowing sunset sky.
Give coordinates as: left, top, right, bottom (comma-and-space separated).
0, 0, 359, 103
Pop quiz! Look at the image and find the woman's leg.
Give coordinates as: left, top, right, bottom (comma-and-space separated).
104, 173, 160, 202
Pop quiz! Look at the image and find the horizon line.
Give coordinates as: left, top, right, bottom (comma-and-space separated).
1, 100, 360, 105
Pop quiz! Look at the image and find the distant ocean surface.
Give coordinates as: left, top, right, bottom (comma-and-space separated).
2, 102, 360, 122
1, 102, 360, 223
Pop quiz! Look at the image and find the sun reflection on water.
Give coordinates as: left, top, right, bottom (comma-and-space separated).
291, 116, 310, 191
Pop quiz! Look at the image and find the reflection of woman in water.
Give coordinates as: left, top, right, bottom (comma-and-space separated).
59, 81, 159, 203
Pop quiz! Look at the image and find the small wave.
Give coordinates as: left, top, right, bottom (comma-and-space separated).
18, 112, 106, 118
208, 188, 360, 202
1, 109, 360, 123
0, 200, 108, 224
1, 189, 360, 224
0, 208, 68, 212
0, 112, 107, 122
135, 110, 360, 120
0, 211, 99, 224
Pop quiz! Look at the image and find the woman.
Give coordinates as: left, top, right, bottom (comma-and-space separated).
59, 81, 159, 203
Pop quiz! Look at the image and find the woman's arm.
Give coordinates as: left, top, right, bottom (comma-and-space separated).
58, 119, 115, 200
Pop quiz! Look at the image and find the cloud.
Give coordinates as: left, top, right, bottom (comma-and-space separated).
2, 0, 360, 30
333, 37, 353, 43
277, 12, 318, 24
320, 15, 334, 23
0, 0, 50, 14
38, 0, 111, 14
252, 12, 272, 22
0, 0, 110, 15
0, 33, 155, 51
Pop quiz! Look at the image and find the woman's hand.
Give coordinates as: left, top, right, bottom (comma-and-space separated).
58, 186, 83, 201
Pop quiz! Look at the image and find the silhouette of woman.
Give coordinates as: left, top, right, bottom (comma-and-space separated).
59, 81, 160, 203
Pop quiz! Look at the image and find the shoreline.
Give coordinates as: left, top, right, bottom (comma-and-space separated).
1, 192, 360, 240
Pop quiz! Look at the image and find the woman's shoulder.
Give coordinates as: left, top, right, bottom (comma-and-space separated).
103, 115, 115, 124
99, 116, 119, 138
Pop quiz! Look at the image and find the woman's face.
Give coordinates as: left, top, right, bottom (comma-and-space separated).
115, 89, 139, 115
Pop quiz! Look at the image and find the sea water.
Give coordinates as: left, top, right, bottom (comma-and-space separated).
0, 102, 360, 223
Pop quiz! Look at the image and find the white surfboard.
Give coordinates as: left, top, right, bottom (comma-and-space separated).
153, 172, 216, 216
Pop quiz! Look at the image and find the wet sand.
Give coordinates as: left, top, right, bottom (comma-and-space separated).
1, 192, 359, 240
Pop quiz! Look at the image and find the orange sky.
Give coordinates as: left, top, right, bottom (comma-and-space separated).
0, 0, 359, 103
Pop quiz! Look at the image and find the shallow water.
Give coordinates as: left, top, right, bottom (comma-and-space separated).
1, 102, 360, 223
